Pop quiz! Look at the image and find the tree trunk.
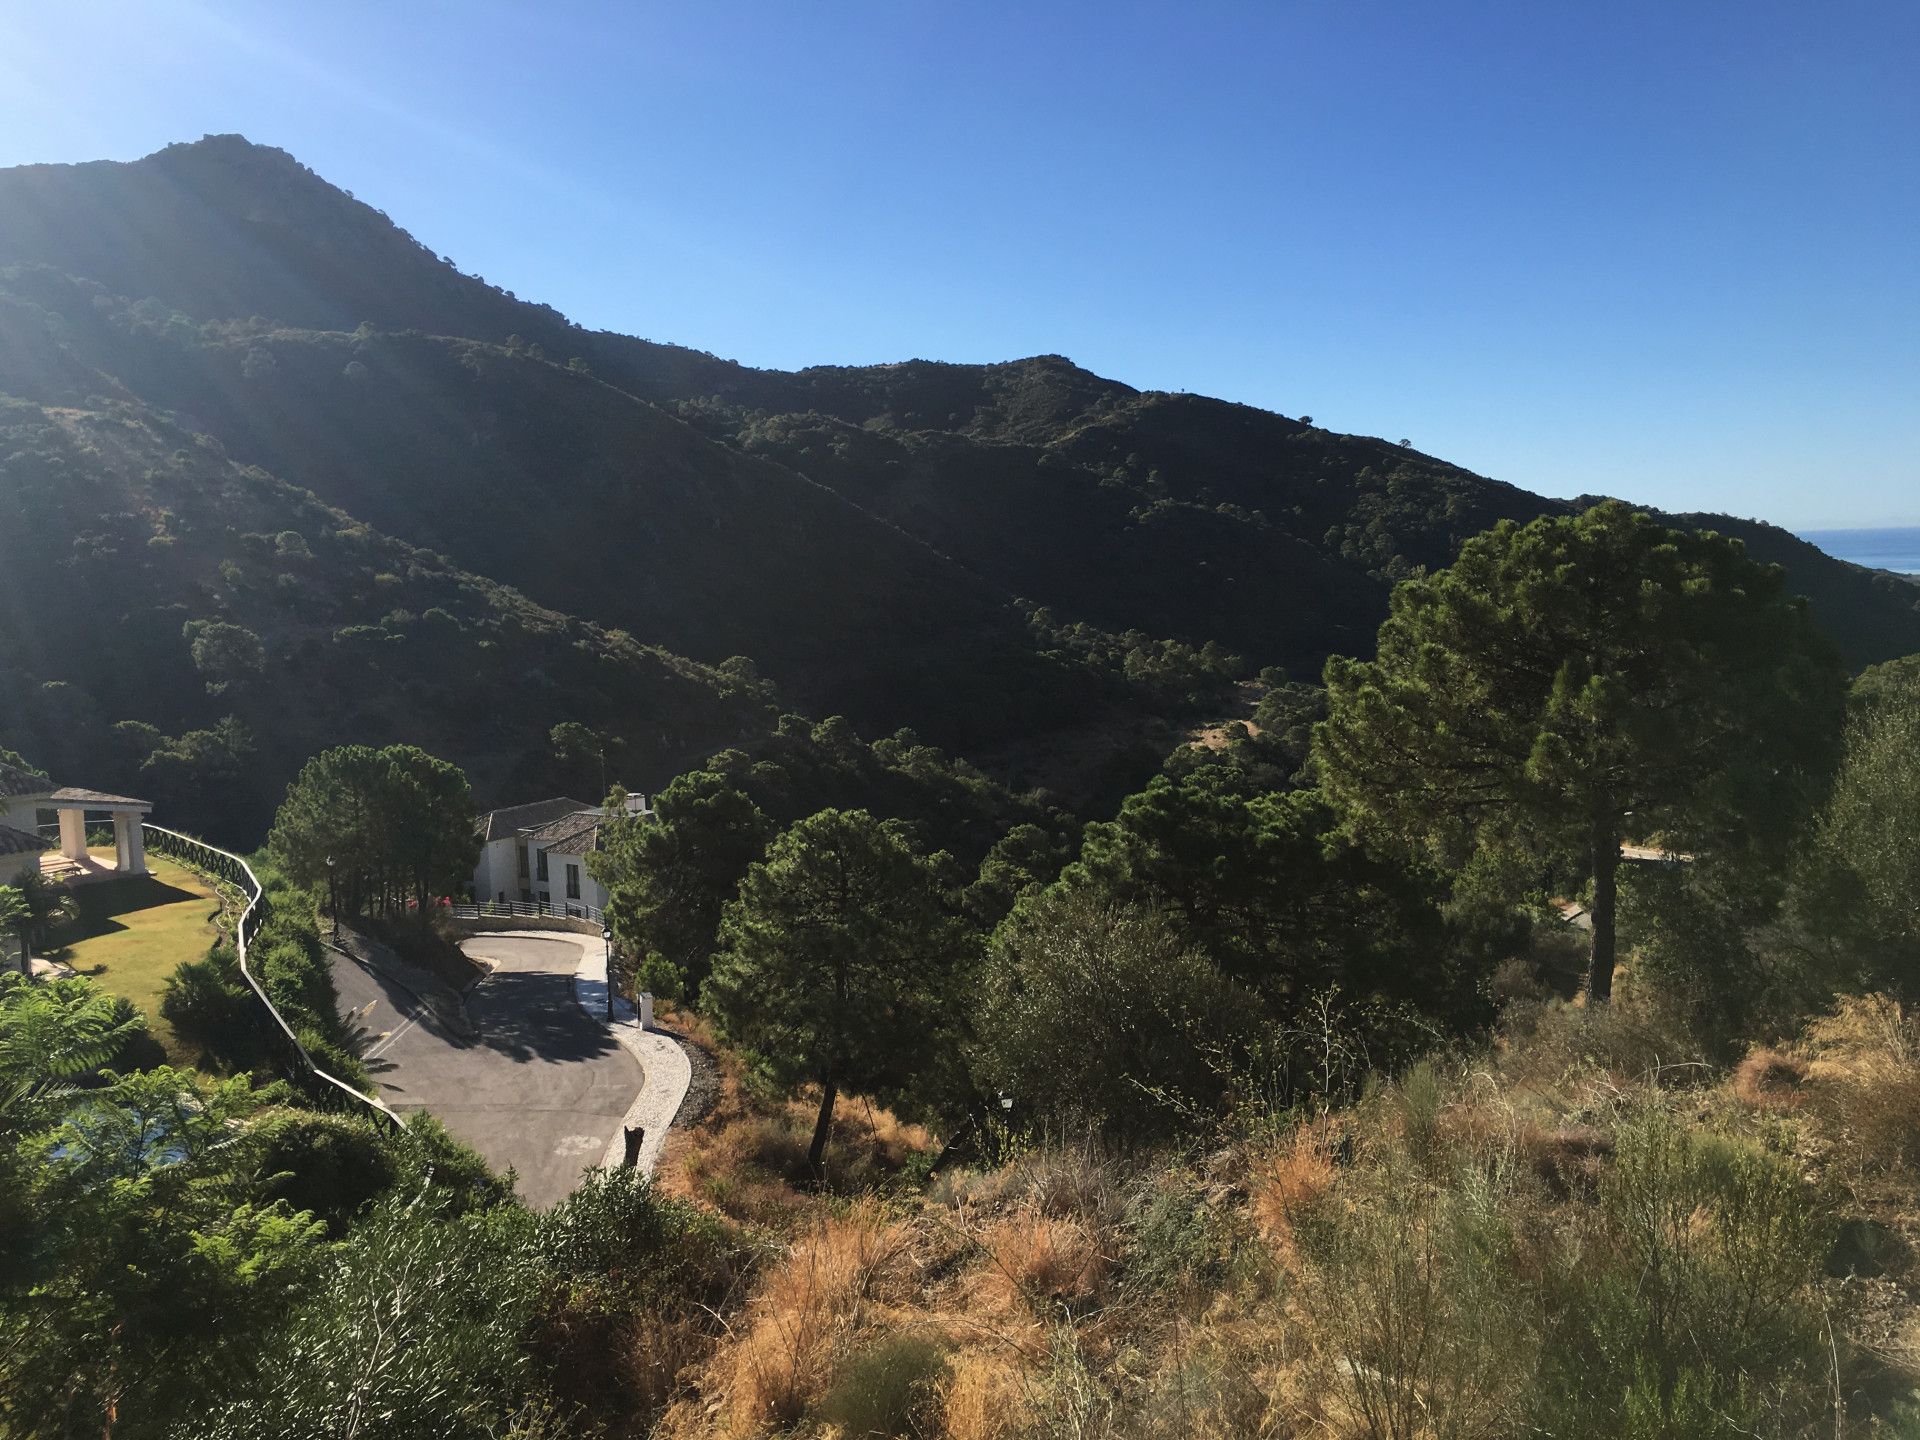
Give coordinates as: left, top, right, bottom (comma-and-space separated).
807, 1077, 839, 1179
1588, 816, 1620, 1003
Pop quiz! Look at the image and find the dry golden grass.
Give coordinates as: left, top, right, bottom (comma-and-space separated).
699, 1202, 904, 1438
649, 988, 1920, 1440
657, 1007, 934, 1232
1732, 1045, 1810, 1110
975, 1211, 1110, 1315
937, 1348, 1031, 1440
1249, 1124, 1337, 1270
1803, 994, 1920, 1182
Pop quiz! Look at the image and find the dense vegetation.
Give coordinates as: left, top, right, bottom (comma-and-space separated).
0, 398, 767, 843
4, 135, 1920, 1438
2, 136, 1918, 817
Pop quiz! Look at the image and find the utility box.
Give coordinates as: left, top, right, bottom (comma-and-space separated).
638, 992, 654, 1031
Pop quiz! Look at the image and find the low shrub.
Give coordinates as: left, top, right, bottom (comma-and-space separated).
812, 1333, 948, 1439
1733, 1046, 1809, 1110
1537, 1110, 1833, 1436
160, 943, 272, 1071
252, 1107, 400, 1233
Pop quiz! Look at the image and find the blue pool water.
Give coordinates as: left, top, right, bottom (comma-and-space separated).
1798, 527, 1920, 575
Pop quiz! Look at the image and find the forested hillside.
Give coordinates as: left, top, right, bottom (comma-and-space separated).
1, 135, 1916, 836
0, 397, 766, 841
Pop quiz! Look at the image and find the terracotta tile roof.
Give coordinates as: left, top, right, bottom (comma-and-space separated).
0, 823, 52, 857
47, 786, 150, 809
526, 810, 602, 856
0, 760, 52, 800
477, 797, 593, 843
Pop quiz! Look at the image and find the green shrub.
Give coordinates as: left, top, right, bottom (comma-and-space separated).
104, 995, 168, 1072
161, 943, 271, 1071
812, 1333, 948, 1439
1536, 1111, 1833, 1437
195, 1192, 545, 1440
252, 1108, 399, 1233
1122, 1169, 1236, 1295
635, 949, 685, 1003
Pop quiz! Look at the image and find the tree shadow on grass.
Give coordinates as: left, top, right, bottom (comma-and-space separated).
48, 874, 210, 957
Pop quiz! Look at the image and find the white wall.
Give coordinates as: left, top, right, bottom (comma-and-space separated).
471, 835, 523, 904
526, 840, 608, 914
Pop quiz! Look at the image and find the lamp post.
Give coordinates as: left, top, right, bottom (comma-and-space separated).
602, 927, 615, 1021
325, 855, 337, 940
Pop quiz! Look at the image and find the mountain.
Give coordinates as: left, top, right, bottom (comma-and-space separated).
0, 393, 777, 842
0, 136, 1914, 828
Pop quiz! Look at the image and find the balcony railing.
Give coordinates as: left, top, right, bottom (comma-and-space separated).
450, 898, 607, 927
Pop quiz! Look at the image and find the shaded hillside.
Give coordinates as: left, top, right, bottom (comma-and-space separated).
0, 133, 1913, 767
0, 396, 769, 842
1639, 507, 1920, 671
0, 266, 1166, 754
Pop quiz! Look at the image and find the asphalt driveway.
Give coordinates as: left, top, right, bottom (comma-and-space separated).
330, 932, 643, 1208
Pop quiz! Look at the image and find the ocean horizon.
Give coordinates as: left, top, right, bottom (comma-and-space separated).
1798, 526, 1920, 575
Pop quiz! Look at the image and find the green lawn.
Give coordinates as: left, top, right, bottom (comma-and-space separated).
46, 855, 226, 1065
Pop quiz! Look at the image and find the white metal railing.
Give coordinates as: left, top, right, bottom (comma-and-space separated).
451, 898, 606, 927
143, 824, 403, 1130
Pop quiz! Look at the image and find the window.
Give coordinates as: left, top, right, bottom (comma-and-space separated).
566, 863, 581, 900
536, 848, 549, 882
517, 843, 529, 878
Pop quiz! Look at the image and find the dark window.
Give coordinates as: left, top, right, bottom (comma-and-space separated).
517, 844, 529, 877
566, 863, 581, 900
536, 849, 549, 882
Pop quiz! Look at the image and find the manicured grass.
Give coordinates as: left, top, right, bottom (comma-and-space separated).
46, 855, 226, 1065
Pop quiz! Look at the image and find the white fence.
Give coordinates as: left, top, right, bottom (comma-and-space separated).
142, 824, 403, 1130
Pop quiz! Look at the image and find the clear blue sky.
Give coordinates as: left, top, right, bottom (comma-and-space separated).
4, 1, 1916, 527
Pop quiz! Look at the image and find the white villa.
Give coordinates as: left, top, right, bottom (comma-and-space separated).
0, 759, 152, 887
470, 792, 650, 918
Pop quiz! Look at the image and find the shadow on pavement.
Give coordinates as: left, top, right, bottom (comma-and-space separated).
471, 970, 619, 1065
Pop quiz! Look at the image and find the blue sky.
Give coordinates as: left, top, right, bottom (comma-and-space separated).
3, 1, 1916, 527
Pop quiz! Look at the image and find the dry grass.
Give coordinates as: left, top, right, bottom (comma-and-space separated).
1803, 995, 1920, 1185
646, 989, 1920, 1440
657, 1013, 935, 1231
1733, 1045, 1810, 1110
938, 1349, 1031, 1440
1248, 1124, 1338, 1270
974, 1211, 1110, 1315
696, 1202, 904, 1438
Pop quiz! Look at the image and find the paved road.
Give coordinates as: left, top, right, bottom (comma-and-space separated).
330, 933, 643, 1208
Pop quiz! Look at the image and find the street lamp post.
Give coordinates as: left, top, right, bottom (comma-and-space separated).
325, 855, 337, 940
602, 927, 615, 1021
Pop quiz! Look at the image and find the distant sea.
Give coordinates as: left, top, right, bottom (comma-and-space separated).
1798, 527, 1920, 575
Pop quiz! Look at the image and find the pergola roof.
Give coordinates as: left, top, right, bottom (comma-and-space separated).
47, 787, 151, 810
0, 760, 52, 800
0, 823, 53, 857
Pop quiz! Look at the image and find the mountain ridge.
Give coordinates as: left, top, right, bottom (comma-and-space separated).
0, 134, 1913, 829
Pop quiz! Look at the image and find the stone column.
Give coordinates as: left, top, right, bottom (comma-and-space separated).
58, 807, 86, 861
126, 818, 147, 875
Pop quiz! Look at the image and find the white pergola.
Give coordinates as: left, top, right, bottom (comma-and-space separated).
45, 787, 151, 875
0, 762, 150, 879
